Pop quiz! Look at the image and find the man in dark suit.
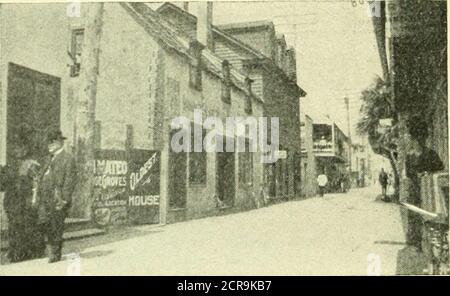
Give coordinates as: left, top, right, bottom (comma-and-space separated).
1, 131, 45, 262
37, 130, 77, 263
378, 168, 388, 199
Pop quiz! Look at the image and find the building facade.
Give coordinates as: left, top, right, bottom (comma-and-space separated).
312, 115, 350, 192
350, 138, 372, 188
155, 2, 307, 202
300, 112, 316, 197
371, 0, 448, 271
0, 2, 287, 232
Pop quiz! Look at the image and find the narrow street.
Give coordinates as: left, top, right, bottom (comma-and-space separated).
1, 187, 407, 276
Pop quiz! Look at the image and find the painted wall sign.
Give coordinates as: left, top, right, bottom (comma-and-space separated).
92, 150, 129, 226
127, 149, 160, 225
92, 149, 160, 226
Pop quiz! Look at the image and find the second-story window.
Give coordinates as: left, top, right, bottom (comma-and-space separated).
69, 28, 84, 77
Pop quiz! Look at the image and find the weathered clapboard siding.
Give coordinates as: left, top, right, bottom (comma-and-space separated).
248, 72, 263, 98
221, 28, 275, 61
213, 40, 248, 69
213, 38, 263, 98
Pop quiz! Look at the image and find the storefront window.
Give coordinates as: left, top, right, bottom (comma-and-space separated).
70, 28, 84, 77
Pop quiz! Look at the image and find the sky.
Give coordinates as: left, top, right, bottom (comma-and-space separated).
212, 1, 383, 141
150, 1, 383, 143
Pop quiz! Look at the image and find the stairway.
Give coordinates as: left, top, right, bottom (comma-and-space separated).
1, 218, 105, 252
63, 218, 106, 241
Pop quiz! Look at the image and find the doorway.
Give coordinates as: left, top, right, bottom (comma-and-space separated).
6, 63, 60, 165
168, 129, 187, 209
216, 146, 235, 207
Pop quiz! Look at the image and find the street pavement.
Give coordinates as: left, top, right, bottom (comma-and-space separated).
0, 186, 407, 275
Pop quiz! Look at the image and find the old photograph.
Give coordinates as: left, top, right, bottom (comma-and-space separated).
0, 0, 448, 276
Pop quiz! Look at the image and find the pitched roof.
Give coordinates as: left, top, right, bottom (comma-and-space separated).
152, 3, 306, 97
156, 2, 197, 24
218, 20, 275, 32
120, 2, 193, 57
212, 26, 267, 60
156, 2, 267, 60
121, 2, 262, 103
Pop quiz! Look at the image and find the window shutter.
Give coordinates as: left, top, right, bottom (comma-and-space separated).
221, 60, 231, 104
245, 77, 253, 115
70, 29, 84, 77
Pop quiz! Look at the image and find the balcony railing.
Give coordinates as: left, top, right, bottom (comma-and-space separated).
313, 141, 333, 153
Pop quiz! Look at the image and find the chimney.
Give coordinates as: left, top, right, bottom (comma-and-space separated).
286, 47, 297, 82
195, 1, 214, 51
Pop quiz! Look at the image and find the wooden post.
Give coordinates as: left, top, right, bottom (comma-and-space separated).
73, 3, 104, 219
0, 3, 4, 264
125, 124, 134, 151
159, 141, 169, 225
94, 120, 102, 150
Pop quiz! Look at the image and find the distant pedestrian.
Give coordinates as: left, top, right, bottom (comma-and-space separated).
340, 174, 347, 193
317, 172, 328, 197
386, 173, 395, 198
37, 130, 77, 263
378, 168, 388, 199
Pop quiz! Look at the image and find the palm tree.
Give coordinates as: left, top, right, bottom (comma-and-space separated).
357, 76, 400, 198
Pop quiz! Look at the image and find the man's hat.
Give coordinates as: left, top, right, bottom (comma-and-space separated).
47, 129, 67, 143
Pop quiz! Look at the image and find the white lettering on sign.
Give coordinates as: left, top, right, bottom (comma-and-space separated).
94, 175, 127, 189
103, 200, 127, 207
96, 189, 125, 202
129, 153, 158, 191
129, 195, 160, 206
95, 160, 128, 175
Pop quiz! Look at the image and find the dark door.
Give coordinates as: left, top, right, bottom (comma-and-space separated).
265, 163, 276, 198
216, 144, 235, 206
6, 63, 61, 164
168, 130, 187, 209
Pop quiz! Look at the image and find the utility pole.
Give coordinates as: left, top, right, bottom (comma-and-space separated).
344, 97, 352, 175
73, 3, 104, 219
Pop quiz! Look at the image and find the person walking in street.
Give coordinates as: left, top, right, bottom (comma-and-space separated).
0, 131, 45, 262
339, 174, 346, 193
317, 172, 328, 197
37, 130, 77, 263
378, 168, 388, 200
386, 173, 395, 199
